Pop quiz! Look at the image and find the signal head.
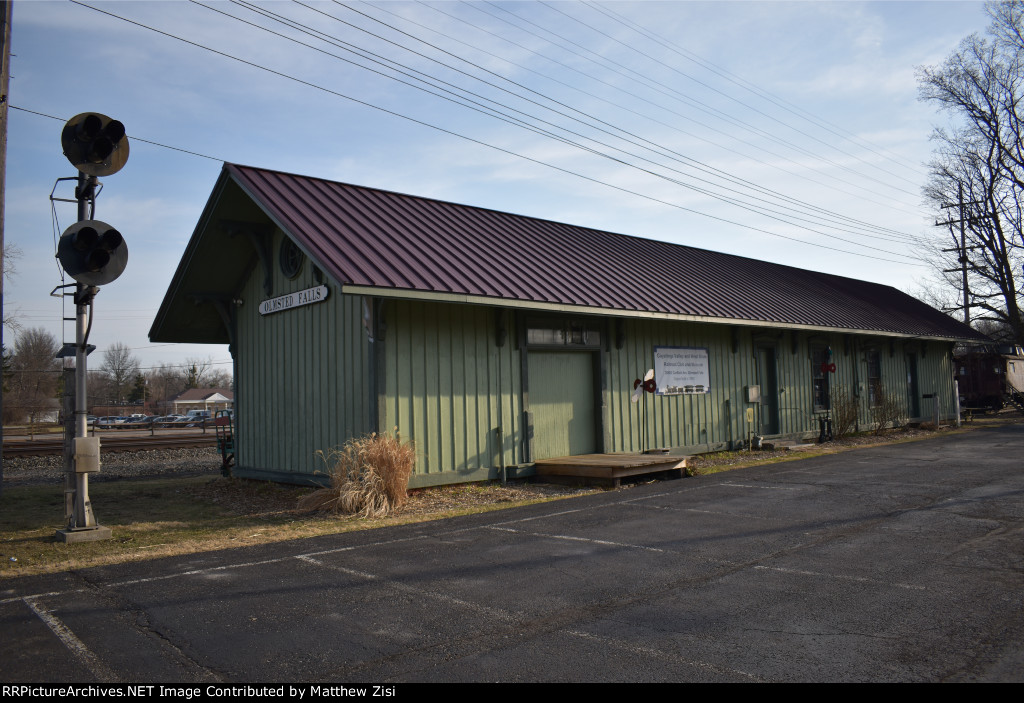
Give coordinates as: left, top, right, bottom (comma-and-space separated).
61, 112, 129, 176
57, 220, 128, 286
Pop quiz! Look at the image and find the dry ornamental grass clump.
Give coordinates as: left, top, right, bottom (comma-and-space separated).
298, 431, 415, 518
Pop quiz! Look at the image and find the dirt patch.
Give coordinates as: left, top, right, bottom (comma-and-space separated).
11, 411, 1022, 522
185, 475, 601, 523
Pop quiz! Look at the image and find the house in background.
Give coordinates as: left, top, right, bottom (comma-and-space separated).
150, 164, 986, 487
162, 388, 234, 416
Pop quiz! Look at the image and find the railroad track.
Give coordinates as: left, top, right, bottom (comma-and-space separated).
2, 433, 218, 457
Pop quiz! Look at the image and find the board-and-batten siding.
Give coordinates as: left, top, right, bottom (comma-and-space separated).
605, 321, 957, 453
381, 299, 522, 488
236, 277, 956, 484
382, 302, 958, 485
235, 230, 370, 482
606, 319, 758, 454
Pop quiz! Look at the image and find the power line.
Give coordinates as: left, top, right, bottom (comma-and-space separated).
406, 0, 925, 222
11, 105, 225, 161
210, 0, 917, 252
546, 0, 922, 188
464, 0, 925, 208
60, 1, 927, 265
322, 1, 918, 244
584, 0, 924, 175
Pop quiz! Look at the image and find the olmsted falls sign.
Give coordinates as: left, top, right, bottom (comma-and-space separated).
258, 285, 329, 316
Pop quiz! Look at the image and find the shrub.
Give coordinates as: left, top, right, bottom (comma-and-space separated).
870, 386, 906, 435
830, 384, 859, 438
298, 430, 415, 518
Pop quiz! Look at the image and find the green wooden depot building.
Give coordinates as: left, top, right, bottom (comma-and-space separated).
150, 164, 985, 487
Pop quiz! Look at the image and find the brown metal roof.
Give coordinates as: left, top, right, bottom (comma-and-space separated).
218, 163, 980, 340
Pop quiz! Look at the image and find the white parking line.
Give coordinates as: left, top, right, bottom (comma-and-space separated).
296, 555, 519, 623
754, 565, 927, 590
567, 630, 765, 682
299, 555, 756, 680
720, 482, 804, 490
487, 526, 665, 552
24, 597, 119, 682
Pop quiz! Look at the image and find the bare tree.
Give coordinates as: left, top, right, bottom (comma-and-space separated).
5, 327, 60, 431
204, 368, 233, 390
2, 242, 20, 335
917, 1, 1024, 343
183, 356, 230, 389
145, 363, 186, 411
99, 342, 140, 405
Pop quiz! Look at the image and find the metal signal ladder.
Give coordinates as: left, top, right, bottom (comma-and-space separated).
214, 410, 235, 477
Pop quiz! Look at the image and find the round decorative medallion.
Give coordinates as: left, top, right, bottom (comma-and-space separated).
279, 238, 304, 279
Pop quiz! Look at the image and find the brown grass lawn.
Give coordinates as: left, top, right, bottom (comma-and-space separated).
2, 413, 1019, 578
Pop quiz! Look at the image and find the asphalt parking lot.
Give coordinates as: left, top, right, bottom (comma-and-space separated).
2, 424, 1022, 682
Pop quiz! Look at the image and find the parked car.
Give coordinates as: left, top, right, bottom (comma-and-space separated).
94, 416, 124, 428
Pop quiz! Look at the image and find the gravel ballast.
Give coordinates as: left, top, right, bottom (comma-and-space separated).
2, 446, 223, 487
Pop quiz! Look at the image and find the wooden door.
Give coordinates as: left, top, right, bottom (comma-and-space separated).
527, 351, 597, 460
756, 347, 779, 435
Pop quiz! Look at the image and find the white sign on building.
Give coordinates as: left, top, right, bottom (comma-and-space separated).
654, 346, 710, 395
259, 285, 329, 316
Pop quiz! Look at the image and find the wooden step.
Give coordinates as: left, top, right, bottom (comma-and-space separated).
534, 453, 686, 488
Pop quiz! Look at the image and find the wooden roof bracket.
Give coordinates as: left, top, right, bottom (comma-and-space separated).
361, 296, 387, 343
903, 339, 926, 358
751, 330, 783, 346
188, 293, 237, 356
495, 308, 507, 348
221, 220, 274, 297
806, 334, 830, 359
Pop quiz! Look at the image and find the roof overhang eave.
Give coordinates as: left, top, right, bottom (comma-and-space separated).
342, 285, 982, 344
150, 166, 236, 342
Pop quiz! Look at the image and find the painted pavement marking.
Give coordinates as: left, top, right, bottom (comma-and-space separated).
486, 525, 665, 552
719, 482, 805, 490
23, 596, 119, 682
298, 555, 755, 680
297, 555, 520, 623
566, 630, 766, 682
753, 565, 927, 591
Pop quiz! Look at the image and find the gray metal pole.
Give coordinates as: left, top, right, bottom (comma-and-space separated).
73, 175, 98, 528
954, 379, 961, 428
72, 280, 97, 527
62, 366, 74, 527
55, 173, 109, 540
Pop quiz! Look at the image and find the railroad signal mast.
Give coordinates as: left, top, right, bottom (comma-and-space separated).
53, 112, 130, 543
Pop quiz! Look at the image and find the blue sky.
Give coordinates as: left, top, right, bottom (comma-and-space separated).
4, 0, 990, 372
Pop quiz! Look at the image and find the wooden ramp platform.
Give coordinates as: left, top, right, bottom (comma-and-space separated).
533, 453, 687, 488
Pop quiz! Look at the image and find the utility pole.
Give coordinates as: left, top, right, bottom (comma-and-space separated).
937, 183, 985, 327
0, 1, 12, 497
